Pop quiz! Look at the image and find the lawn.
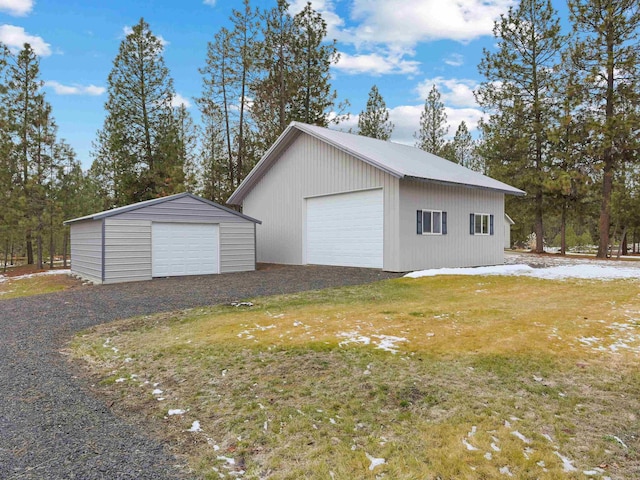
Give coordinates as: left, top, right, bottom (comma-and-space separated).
70, 275, 640, 479
0, 269, 79, 299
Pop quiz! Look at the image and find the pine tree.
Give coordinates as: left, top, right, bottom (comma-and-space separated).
568, 0, 640, 258
358, 85, 393, 140
415, 84, 448, 155
290, 1, 339, 126
92, 18, 182, 206
477, 0, 565, 253
446, 121, 483, 171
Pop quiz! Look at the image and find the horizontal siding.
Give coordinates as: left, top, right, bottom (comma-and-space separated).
70, 220, 102, 283
399, 179, 505, 271
220, 223, 255, 273
242, 133, 400, 270
103, 219, 152, 284
114, 195, 249, 223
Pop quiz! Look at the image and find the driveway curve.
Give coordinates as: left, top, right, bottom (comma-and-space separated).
0, 265, 399, 480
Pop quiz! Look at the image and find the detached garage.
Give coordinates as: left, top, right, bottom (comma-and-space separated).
64, 192, 260, 284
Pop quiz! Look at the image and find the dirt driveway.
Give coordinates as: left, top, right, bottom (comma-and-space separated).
0, 265, 399, 480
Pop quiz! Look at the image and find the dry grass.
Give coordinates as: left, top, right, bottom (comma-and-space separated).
0, 271, 80, 299
70, 276, 640, 479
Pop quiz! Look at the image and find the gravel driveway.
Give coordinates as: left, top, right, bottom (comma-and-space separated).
0, 265, 399, 480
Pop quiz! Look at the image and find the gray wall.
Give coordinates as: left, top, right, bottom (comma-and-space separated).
398, 179, 505, 271
242, 132, 401, 270
104, 219, 152, 284
220, 223, 256, 273
70, 219, 103, 283
115, 194, 247, 223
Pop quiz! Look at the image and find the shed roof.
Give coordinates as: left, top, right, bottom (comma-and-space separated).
64, 192, 261, 225
228, 122, 525, 205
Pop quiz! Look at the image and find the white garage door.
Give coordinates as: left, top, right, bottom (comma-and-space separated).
152, 223, 219, 277
306, 189, 383, 268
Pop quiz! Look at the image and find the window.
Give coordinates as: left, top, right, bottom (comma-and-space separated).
470, 213, 494, 235
417, 210, 447, 235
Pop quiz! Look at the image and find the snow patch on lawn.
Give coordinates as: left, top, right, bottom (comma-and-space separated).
168, 409, 186, 416
365, 453, 385, 470
405, 264, 640, 281
0, 269, 72, 283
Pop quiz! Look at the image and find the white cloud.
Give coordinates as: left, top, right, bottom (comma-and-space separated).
416, 77, 479, 108
288, 0, 345, 41
203, 0, 216, 5
44, 81, 106, 96
122, 25, 169, 47
0, 25, 51, 56
345, 0, 513, 47
171, 93, 192, 108
335, 50, 420, 76
444, 53, 464, 67
0, 0, 33, 16
332, 103, 483, 147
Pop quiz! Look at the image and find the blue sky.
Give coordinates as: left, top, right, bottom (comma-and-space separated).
0, 0, 571, 169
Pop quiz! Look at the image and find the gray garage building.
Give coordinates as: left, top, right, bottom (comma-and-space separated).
228, 122, 524, 272
64, 192, 260, 284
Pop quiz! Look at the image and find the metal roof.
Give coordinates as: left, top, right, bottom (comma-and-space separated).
64, 192, 261, 225
228, 122, 525, 205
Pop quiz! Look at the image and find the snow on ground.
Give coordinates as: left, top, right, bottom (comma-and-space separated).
405, 262, 640, 281
0, 269, 71, 283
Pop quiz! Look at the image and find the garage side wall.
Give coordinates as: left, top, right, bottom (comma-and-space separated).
103, 219, 152, 284
242, 133, 400, 270
399, 180, 505, 271
70, 219, 103, 283
219, 223, 255, 273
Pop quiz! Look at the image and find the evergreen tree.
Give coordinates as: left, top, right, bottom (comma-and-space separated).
568, 0, 640, 258
290, 1, 339, 126
415, 84, 448, 155
358, 85, 393, 140
477, 0, 565, 253
92, 18, 182, 206
446, 121, 483, 171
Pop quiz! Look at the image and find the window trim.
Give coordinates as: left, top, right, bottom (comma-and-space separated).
421, 209, 443, 236
473, 213, 490, 235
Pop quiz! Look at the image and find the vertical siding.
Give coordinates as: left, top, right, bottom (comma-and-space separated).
242, 133, 400, 271
219, 222, 256, 273
70, 220, 103, 283
398, 179, 505, 271
103, 219, 152, 284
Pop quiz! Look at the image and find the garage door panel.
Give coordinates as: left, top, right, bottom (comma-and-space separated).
152, 223, 219, 277
306, 189, 383, 269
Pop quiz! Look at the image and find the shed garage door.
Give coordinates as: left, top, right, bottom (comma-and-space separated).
306, 189, 383, 268
152, 223, 219, 277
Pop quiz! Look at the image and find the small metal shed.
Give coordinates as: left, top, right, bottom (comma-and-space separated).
64, 192, 260, 284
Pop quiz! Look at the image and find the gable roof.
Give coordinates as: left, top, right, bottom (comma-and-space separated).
228, 122, 525, 205
64, 192, 261, 225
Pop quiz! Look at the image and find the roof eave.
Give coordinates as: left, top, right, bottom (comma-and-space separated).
403, 176, 526, 196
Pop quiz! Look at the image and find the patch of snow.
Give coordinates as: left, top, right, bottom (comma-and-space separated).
405, 263, 640, 281
372, 334, 408, 354
168, 409, 186, 416
537, 461, 546, 468
554, 451, 577, 472
4, 269, 72, 282
365, 453, 386, 471
338, 331, 371, 347
510, 431, 532, 444
115, 378, 126, 383
542, 433, 554, 443
231, 301, 253, 307
491, 442, 501, 452
188, 421, 202, 432
484, 452, 492, 460
468, 426, 477, 437
499, 466, 513, 477
152, 389, 163, 395
217, 455, 235, 465
462, 438, 478, 451
612, 435, 628, 449
583, 468, 605, 476
330, 418, 336, 424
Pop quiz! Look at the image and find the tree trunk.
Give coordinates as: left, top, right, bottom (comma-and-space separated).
62, 229, 68, 268
534, 191, 544, 253
621, 229, 628, 257
26, 231, 34, 264
560, 201, 567, 255
3, 238, 8, 273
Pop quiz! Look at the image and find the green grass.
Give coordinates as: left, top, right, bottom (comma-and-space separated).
0, 273, 79, 299
69, 275, 640, 479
